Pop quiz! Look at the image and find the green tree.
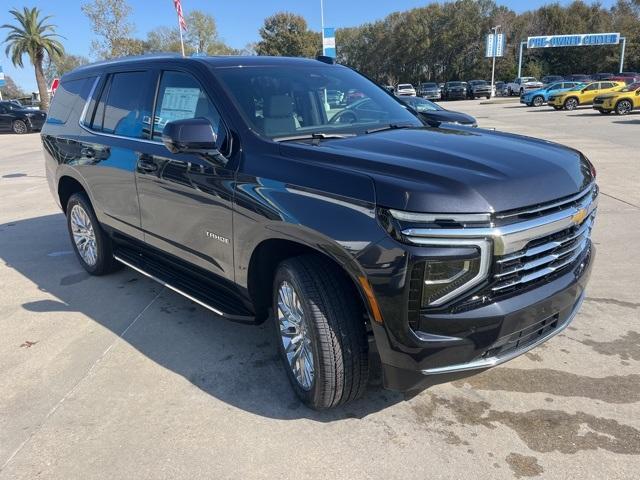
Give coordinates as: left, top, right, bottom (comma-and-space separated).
81, 0, 140, 59
45, 53, 90, 83
256, 12, 320, 58
1, 7, 64, 110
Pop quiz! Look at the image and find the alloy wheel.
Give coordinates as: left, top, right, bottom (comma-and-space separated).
533, 96, 544, 107
565, 98, 578, 110
616, 100, 632, 115
12, 120, 27, 134
277, 280, 315, 391
70, 204, 98, 266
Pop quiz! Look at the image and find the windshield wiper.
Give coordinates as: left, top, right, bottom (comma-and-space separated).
273, 132, 355, 144
365, 123, 417, 134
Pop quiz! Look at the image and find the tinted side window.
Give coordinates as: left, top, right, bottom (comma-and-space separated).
583, 83, 598, 91
91, 71, 153, 139
152, 71, 226, 148
47, 77, 94, 124
601, 82, 613, 89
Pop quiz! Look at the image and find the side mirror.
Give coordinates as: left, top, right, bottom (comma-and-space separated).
162, 117, 227, 165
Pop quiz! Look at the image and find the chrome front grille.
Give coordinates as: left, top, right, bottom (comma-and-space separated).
492, 211, 594, 292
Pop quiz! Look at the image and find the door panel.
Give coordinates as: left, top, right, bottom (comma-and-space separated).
78, 70, 155, 239
135, 70, 235, 280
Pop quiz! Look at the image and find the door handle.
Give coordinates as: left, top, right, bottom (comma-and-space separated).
137, 154, 158, 173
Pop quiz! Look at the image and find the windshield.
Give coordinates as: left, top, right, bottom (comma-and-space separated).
401, 97, 442, 112
215, 65, 422, 139
421, 83, 437, 88
398, 84, 413, 89
469, 80, 487, 85
522, 77, 537, 82
447, 82, 465, 87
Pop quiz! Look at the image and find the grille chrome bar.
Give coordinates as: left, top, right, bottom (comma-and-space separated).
495, 183, 595, 220
496, 214, 594, 264
403, 186, 597, 256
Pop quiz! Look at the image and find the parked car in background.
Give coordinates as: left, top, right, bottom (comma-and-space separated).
326, 89, 345, 107
565, 74, 592, 83
506, 77, 543, 96
395, 83, 416, 96
345, 89, 366, 104
591, 73, 614, 81
593, 82, 640, 115
494, 81, 508, 96
466, 80, 491, 99
541, 75, 564, 85
398, 96, 477, 126
442, 81, 468, 100
548, 81, 624, 110
609, 74, 640, 85
42, 55, 596, 409
0, 100, 47, 134
520, 81, 583, 107
417, 82, 441, 99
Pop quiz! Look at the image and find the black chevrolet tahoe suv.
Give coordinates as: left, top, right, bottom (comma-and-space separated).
42, 55, 596, 410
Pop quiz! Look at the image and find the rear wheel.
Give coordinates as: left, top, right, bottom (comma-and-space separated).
66, 193, 119, 275
12, 120, 28, 134
272, 255, 369, 410
615, 100, 633, 115
532, 95, 544, 107
564, 97, 578, 111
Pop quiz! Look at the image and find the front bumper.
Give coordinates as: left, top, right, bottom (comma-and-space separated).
422, 92, 441, 100
366, 244, 593, 391
446, 91, 467, 99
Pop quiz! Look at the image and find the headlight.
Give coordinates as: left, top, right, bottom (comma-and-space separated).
419, 256, 483, 306
379, 208, 492, 307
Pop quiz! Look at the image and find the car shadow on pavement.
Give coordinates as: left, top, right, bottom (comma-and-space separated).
1, 213, 404, 421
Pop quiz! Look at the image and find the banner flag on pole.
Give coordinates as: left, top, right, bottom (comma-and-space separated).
174, 0, 187, 31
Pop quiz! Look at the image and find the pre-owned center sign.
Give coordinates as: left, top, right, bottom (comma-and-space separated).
527, 33, 620, 49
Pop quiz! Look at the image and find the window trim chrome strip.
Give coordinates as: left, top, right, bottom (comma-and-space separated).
421, 290, 585, 375
403, 191, 597, 256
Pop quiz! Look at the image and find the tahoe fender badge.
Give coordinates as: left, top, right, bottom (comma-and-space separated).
206, 231, 230, 244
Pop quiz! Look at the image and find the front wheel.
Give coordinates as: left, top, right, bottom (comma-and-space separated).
615, 100, 633, 115
564, 98, 578, 111
532, 95, 544, 107
12, 120, 28, 134
273, 255, 369, 409
66, 193, 119, 275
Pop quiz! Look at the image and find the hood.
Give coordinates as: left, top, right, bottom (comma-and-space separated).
280, 128, 593, 214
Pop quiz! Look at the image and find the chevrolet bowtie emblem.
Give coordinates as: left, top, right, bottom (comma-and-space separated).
571, 208, 588, 225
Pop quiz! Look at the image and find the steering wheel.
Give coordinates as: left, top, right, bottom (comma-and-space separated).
329, 109, 358, 124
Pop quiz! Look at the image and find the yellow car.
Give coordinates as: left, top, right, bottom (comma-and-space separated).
548, 81, 624, 110
593, 82, 640, 115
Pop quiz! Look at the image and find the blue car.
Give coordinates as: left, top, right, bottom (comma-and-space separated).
520, 82, 583, 107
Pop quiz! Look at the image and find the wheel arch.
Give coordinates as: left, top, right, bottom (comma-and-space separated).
58, 175, 89, 213
246, 237, 378, 326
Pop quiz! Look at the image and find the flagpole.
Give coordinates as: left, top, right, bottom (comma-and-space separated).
178, 15, 185, 57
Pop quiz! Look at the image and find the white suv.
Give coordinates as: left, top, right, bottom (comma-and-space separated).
395, 83, 416, 96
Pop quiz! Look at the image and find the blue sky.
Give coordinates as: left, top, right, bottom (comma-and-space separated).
1, 0, 617, 91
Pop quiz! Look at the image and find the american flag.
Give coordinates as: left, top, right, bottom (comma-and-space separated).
173, 0, 187, 31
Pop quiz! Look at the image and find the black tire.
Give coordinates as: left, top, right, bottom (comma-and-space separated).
564, 97, 578, 111
12, 119, 28, 134
615, 99, 633, 115
272, 255, 369, 409
66, 192, 119, 275
532, 95, 544, 107
485, 95, 491, 100
507, 87, 513, 96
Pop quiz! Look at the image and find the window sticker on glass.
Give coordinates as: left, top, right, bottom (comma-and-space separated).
157, 87, 201, 128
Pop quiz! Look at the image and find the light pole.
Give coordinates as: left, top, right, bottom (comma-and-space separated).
490, 25, 500, 98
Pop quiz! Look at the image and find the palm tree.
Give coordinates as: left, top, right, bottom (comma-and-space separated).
1, 7, 64, 111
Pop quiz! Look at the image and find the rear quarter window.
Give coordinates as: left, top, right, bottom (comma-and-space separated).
47, 77, 96, 125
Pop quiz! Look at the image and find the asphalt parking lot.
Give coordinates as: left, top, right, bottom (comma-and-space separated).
1, 100, 639, 479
